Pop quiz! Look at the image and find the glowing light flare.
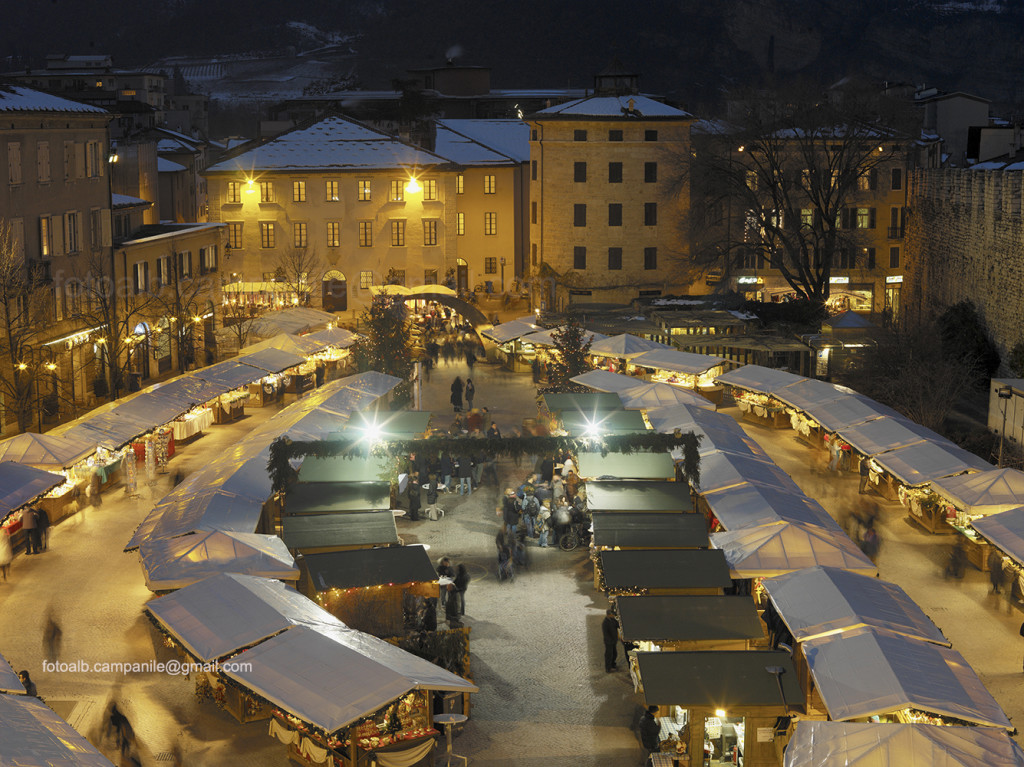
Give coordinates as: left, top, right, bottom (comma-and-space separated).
715, 709, 727, 718
404, 177, 421, 194
245, 178, 256, 194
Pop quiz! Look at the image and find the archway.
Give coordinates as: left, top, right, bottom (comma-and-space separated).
456, 258, 469, 293
322, 269, 347, 312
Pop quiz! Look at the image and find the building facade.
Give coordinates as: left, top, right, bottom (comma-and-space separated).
526, 70, 694, 310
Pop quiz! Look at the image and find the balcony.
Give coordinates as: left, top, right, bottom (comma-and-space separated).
888, 226, 904, 239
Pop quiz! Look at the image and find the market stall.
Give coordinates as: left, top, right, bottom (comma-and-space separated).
541, 391, 623, 414
480, 320, 541, 371
617, 595, 765, 651
715, 364, 806, 428
0, 693, 116, 767
694, 450, 802, 496
238, 347, 316, 397
576, 449, 677, 480
588, 333, 670, 363
920, 468, 1024, 543
803, 393, 899, 435
284, 482, 392, 515
635, 650, 804, 767
701, 484, 842, 534
598, 549, 732, 595
302, 546, 438, 637
648, 404, 764, 457
346, 410, 433, 441
281, 511, 400, 554
838, 416, 946, 459
972, 507, 1024, 601
784, 721, 1024, 767
586, 480, 693, 514
570, 369, 646, 393
125, 485, 268, 551
629, 349, 729, 400
868, 439, 991, 510
801, 625, 1011, 729
0, 461, 64, 551
299, 454, 393, 484
139, 530, 299, 592
617, 382, 716, 412
0, 433, 94, 522
591, 513, 708, 550
0, 651, 24, 694
250, 307, 339, 337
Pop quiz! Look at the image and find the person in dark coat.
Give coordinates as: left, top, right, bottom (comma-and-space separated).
465, 378, 475, 409
539, 456, 554, 484
440, 454, 454, 488
454, 564, 469, 616
18, 670, 37, 697
450, 377, 464, 412
602, 609, 619, 672
407, 472, 421, 521
437, 557, 454, 607
457, 454, 473, 495
21, 507, 39, 555
36, 507, 50, 551
639, 705, 662, 758
444, 584, 461, 626
500, 489, 520, 538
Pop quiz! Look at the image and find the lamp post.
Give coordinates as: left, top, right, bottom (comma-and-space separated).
998, 385, 1014, 468
500, 257, 506, 294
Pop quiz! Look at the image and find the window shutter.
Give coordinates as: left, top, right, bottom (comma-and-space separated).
100, 209, 111, 247
52, 215, 64, 256
10, 219, 23, 258
75, 143, 86, 179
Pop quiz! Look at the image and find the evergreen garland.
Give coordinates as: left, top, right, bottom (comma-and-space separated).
267, 431, 701, 492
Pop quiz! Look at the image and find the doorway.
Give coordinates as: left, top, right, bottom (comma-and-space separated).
456, 258, 468, 293
322, 270, 347, 312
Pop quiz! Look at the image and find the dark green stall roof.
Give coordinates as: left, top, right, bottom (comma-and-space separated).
280, 511, 398, 550
542, 392, 623, 413
617, 595, 763, 643
587, 480, 693, 513
560, 409, 648, 436
578, 450, 676, 480
304, 546, 437, 591
592, 513, 707, 549
299, 454, 393, 483
345, 410, 433, 440
600, 549, 732, 590
637, 651, 804, 709
284, 482, 391, 514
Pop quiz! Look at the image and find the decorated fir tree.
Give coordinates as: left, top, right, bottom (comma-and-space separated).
353, 290, 414, 404
546, 317, 595, 392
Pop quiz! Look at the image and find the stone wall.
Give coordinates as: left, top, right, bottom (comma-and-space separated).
907, 169, 1024, 367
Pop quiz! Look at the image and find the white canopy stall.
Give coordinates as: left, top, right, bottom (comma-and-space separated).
695, 451, 802, 495
570, 369, 640, 393
617, 382, 715, 411
931, 469, 1024, 516
711, 522, 878, 579
0, 694, 115, 766
139, 531, 299, 591
588, 333, 670, 360
703, 485, 842, 533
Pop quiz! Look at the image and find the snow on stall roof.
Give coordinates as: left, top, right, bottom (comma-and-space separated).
206, 115, 451, 172
534, 94, 691, 118
111, 193, 152, 208
157, 157, 186, 172
0, 84, 108, 114
435, 119, 530, 164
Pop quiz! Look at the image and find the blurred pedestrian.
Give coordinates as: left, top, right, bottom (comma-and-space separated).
602, 609, 619, 672
858, 458, 871, 494
450, 377, 464, 413
945, 539, 967, 579
407, 472, 421, 521
454, 564, 469, 616
42, 610, 63, 662
21, 506, 39, 555
103, 702, 135, 759
860, 525, 880, 563
465, 378, 475, 409
0, 528, 12, 581
437, 557, 454, 607
37, 507, 50, 551
990, 549, 1006, 594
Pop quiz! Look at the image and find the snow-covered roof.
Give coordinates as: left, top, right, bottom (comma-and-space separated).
0, 84, 108, 114
206, 115, 452, 173
435, 119, 530, 164
533, 94, 691, 119
157, 157, 186, 172
111, 193, 152, 208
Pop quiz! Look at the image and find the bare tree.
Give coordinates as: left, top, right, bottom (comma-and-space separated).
274, 246, 322, 307
149, 243, 219, 373
689, 85, 910, 306
219, 293, 264, 355
67, 249, 155, 401
0, 219, 51, 431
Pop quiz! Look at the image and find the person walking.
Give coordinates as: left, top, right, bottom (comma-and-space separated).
454, 564, 469, 616
639, 706, 662, 762
858, 458, 871, 494
450, 377, 464, 413
990, 549, 1006, 594
486, 418, 500, 440
537, 501, 552, 548
21, 507, 39, 555
0, 528, 12, 581
437, 557, 454, 608
500, 488, 520, 539
440, 454, 453, 489
425, 474, 441, 521
37, 507, 50, 551
602, 609, 619, 672
456, 454, 473, 496
465, 378, 475, 410
43, 611, 63, 662
407, 472, 421, 521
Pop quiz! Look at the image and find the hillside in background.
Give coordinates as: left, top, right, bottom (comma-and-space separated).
4, 0, 1024, 114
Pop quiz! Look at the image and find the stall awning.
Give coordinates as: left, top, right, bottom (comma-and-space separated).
251, 307, 337, 337
570, 369, 643, 393
346, 410, 433, 440
242, 332, 325, 357
870, 440, 992, 488
300, 386, 381, 416
560, 409, 648, 436
196, 360, 265, 390
618, 595, 764, 643
111, 391, 193, 426
281, 511, 399, 550
630, 349, 727, 376
839, 416, 947, 457
618, 382, 715, 411
542, 391, 624, 413
715, 364, 806, 394
784, 721, 1024, 767
648, 404, 763, 455
0, 462, 62, 519
146, 573, 344, 662
711, 522, 877, 578
773, 378, 856, 412
303, 327, 362, 349
931, 468, 1024, 515
636, 650, 804, 709
0, 651, 24, 694
586, 480, 693, 513
480, 320, 540, 344
600, 549, 732, 591
519, 326, 608, 347
125, 488, 266, 550
148, 375, 226, 407
237, 347, 308, 373
696, 450, 802, 495
0, 694, 115, 766
337, 371, 402, 398
225, 623, 477, 734
140, 531, 299, 591
761, 566, 949, 645
704, 484, 842, 533
802, 626, 1011, 729
972, 507, 1024, 566
63, 411, 153, 449
300, 453, 393, 483
592, 512, 708, 549
305, 546, 436, 591
589, 333, 670, 359
577, 450, 676, 480
255, 409, 350, 442
808, 394, 899, 433
285, 482, 391, 514
0, 432, 94, 469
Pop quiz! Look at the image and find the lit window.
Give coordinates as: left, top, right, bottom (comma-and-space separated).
484, 212, 497, 236
359, 270, 373, 288
226, 181, 241, 203
326, 221, 340, 247
456, 175, 464, 194
423, 219, 438, 246
856, 207, 876, 229
228, 222, 242, 249
484, 257, 497, 274
292, 180, 306, 202
391, 220, 406, 246
358, 180, 371, 201
260, 222, 275, 248
423, 179, 438, 200
39, 216, 51, 257
484, 175, 496, 194
293, 222, 307, 248
457, 212, 465, 236
390, 180, 404, 202
358, 221, 373, 247
259, 181, 274, 203
326, 180, 339, 201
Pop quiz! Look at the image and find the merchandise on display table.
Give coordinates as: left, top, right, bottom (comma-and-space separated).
172, 407, 214, 441
214, 390, 249, 423
122, 448, 138, 497
77, 446, 125, 486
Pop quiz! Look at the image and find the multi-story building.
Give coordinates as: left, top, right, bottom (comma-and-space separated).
205, 115, 521, 317
526, 66, 694, 310
0, 84, 113, 430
